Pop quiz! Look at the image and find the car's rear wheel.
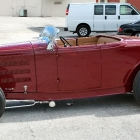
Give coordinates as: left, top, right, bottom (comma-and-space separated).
77, 25, 91, 37
132, 32, 140, 37
0, 88, 5, 117
133, 70, 140, 104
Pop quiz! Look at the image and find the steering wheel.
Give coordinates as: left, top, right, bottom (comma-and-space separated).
60, 36, 72, 47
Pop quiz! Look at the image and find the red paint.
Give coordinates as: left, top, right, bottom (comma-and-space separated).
57, 45, 101, 91
127, 0, 140, 11
0, 42, 36, 93
2, 35, 140, 102
108, 0, 140, 10
32, 41, 58, 92
108, 0, 120, 2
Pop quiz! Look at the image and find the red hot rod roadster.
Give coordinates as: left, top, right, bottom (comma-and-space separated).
0, 26, 140, 117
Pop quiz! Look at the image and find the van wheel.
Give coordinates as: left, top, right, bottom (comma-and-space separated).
133, 70, 140, 104
0, 88, 5, 117
77, 25, 91, 37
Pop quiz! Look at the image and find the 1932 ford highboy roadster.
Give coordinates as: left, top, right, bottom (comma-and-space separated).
1, 25, 140, 117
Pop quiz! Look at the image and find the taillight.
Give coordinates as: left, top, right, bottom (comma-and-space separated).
66, 9, 69, 15
118, 28, 123, 32
66, 4, 70, 15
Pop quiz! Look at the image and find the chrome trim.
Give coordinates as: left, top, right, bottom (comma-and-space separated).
5, 100, 49, 109
5, 88, 14, 91
23, 85, 28, 94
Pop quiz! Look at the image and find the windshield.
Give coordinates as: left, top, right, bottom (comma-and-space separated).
40, 26, 59, 40
39, 25, 60, 50
131, 5, 140, 14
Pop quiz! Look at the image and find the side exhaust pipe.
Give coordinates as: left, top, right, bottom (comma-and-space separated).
5, 100, 56, 109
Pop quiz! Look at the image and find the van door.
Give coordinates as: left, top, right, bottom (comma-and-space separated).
94, 5, 104, 31
104, 5, 118, 31
118, 5, 139, 27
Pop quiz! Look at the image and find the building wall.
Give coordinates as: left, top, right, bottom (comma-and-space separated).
0, 0, 96, 17
0, 0, 139, 17
108, 0, 140, 10
0, 0, 12, 16
127, 0, 140, 10
42, 0, 97, 17
0, 0, 42, 16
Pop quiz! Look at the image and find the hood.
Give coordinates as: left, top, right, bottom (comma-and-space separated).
120, 23, 132, 27
0, 41, 34, 56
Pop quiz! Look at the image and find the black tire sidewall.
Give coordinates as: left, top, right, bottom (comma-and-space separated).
77, 25, 90, 37
133, 32, 140, 36
133, 70, 140, 104
0, 88, 5, 117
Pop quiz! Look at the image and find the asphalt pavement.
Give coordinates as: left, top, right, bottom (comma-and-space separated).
0, 16, 65, 44
0, 16, 117, 44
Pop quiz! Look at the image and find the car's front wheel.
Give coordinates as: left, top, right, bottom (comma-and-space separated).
77, 25, 91, 37
132, 32, 140, 37
0, 88, 5, 117
133, 70, 140, 104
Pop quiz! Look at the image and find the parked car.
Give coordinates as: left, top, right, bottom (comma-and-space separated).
64, 2, 140, 37
1, 25, 140, 117
117, 20, 140, 37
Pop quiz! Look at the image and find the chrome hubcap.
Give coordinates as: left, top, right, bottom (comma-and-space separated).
79, 27, 88, 36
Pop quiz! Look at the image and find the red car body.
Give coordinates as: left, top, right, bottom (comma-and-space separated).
0, 34, 139, 102
1, 33, 140, 116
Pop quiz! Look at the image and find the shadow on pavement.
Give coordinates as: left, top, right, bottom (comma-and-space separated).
1, 94, 140, 123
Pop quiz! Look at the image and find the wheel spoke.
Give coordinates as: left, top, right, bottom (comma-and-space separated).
79, 28, 87, 36
77, 25, 90, 37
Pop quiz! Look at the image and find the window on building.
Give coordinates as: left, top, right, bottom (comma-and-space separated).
105, 5, 116, 15
94, 5, 103, 15
100, 0, 105, 2
120, 5, 137, 15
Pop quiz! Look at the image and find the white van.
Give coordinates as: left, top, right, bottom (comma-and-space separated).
64, 2, 140, 37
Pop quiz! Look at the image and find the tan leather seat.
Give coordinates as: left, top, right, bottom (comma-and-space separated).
97, 37, 119, 44
77, 36, 98, 46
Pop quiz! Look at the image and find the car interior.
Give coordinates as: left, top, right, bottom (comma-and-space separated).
56, 36, 121, 47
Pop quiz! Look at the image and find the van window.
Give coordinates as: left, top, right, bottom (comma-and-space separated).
105, 5, 116, 15
94, 5, 103, 15
120, 5, 137, 15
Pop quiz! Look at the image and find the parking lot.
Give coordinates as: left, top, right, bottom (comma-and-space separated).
0, 17, 140, 140
0, 16, 117, 44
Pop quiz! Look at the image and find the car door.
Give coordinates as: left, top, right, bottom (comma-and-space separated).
94, 5, 104, 31
33, 41, 58, 93
57, 44, 101, 91
100, 41, 130, 88
118, 5, 139, 28
104, 5, 118, 31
